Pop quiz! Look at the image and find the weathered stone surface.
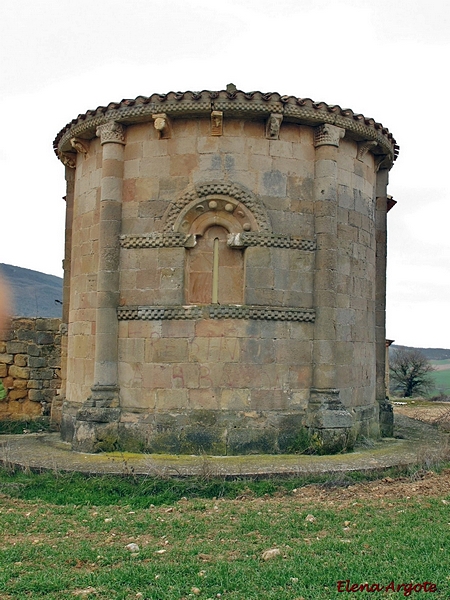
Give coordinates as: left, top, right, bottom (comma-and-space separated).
0, 353, 13, 364
29, 389, 44, 402
6, 342, 27, 354
228, 428, 277, 455
9, 365, 30, 379
379, 399, 394, 437
14, 354, 28, 367
0, 318, 61, 422
27, 344, 42, 357
28, 357, 47, 368
13, 379, 28, 390
55, 87, 397, 454
9, 389, 28, 401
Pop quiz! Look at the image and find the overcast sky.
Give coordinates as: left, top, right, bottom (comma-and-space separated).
0, 0, 449, 348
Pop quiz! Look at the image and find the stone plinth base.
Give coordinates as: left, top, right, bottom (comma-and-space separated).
72, 417, 120, 453
63, 406, 320, 455
118, 409, 308, 455
67, 385, 122, 452
307, 388, 354, 453
379, 399, 394, 437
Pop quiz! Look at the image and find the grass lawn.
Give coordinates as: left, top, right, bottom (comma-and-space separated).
1, 467, 450, 599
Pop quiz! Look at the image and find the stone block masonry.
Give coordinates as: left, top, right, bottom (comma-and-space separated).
54, 86, 398, 454
0, 318, 61, 420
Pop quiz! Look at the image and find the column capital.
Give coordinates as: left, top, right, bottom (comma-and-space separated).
96, 121, 126, 145
314, 124, 345, 148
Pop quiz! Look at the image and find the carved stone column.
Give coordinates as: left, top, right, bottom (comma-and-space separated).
375, 168, 394, 436
51, 164, 75, 428
72, 121, 125, 452
308, 124, 352, 452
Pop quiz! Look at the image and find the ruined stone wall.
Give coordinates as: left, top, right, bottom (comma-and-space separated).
0, 318, 61, 420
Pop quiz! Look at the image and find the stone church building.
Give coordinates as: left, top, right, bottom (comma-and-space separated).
53, 85, 398, 454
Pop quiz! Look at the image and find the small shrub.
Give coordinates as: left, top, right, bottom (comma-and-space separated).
0, 417, 52, 435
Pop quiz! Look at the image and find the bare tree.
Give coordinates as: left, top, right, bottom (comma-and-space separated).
390, 348, 435, 398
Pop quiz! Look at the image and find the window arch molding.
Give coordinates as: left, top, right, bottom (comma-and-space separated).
182, 198, 255, 305
162, 181, 271, 234
175, 196, 258, 237
163, 181, 271, 306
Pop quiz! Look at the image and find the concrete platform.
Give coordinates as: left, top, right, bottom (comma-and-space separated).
0, 414, 447, 478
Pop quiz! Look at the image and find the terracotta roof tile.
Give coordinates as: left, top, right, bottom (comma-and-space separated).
54, 87, 398, 163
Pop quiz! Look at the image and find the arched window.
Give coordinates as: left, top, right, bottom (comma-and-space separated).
173, 195, 259, 306
185, 225, 244, 304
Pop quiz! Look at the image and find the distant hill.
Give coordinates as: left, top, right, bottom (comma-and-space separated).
390, 345, 450, 361
0, 263, 62, 318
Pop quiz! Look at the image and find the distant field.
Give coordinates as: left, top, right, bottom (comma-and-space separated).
429, 360, 450, 396
431, 359, 450, 369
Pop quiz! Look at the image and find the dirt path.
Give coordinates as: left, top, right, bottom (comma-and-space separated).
394, 402, 450, 431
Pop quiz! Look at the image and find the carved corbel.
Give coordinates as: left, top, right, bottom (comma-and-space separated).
70, 137, 90, 154
96, 121, 125, 145
211, 110, 223, 136
183, 234, 197, 248
227, 233, 245, 248
59, 151, 77, 169
152, 113, 172, 139
357, 140, 377, 161
374, 154, 392, 172
265, 113, 283, 139
314, 124, 345, 148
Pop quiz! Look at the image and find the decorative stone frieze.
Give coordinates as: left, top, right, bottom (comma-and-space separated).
117, 305, 315, 322
117, 305, 202, 320
96, 121, 125, 145
209, 305, 315, 322
54, 88, 399, 167
120, 233, 196, 249
314, 123, 345, 148
227, 232, 316, 251
265, 113, 283, 139
163, 181, 271, 233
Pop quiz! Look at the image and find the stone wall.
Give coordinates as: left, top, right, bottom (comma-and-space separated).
0, 318, 61, 420
55, 88, 398, 454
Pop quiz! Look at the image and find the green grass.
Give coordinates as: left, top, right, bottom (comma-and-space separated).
421, 360, 450, 397
0, 417, 53, 435
429, 370, 450, 396
0, 465, 439, 508
1, 468, 450, 599
0, 469, 394, 508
